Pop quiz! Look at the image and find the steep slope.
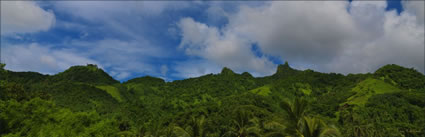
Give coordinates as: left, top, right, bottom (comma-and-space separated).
273, 61, 299, 77
344, 78, 400, 106
96, 85, 123, 102
124, 76, 165, 96
1, 71, 48, 84
1, 62, 425, 137
165, 67, 257, 97
44, 81, 120, 113
50, 64, 119, 85
249, 85, 272, 96
0, 64, 48, 84
124, 76, 165, 86
374, 64, 425, 89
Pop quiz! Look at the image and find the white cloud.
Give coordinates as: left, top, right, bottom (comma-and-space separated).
2, 38, 168, 80
227, 1, 356, 64
1, 1, 177, 80
3, 43, 99, 74
402, 0, 424, 24
1, 1, 55, 35
3, 1, 423, 81
324, 1, 424, 73
177, 1, 424, 75
178, 17, 276, 76
65, 39, 169, 80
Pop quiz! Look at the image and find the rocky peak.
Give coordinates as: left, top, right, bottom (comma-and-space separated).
221, 67, 235, 75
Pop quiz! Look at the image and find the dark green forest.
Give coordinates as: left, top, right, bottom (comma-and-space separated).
1, 62, 424, 137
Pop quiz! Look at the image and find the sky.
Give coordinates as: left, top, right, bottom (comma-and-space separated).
1, 0, 424, 82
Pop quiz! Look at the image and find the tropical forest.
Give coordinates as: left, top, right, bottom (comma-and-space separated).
0, 62, 424, 137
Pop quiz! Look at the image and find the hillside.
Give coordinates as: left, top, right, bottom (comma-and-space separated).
1, 63, 424, 137
50, 64, 119, 85
344, 78, 400, 106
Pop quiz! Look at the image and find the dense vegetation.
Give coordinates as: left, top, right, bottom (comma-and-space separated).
1, 62, 424, 137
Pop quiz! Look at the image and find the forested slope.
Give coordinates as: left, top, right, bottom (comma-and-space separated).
1, 63, 424, 137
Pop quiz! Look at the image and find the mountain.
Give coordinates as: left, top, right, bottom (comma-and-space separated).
1, 63, 424, 137
274, 61, 298, 76
374, 64, 425, 89
51, 64, 119, 85
220, 67, 236, 76
124, 76, 165, 86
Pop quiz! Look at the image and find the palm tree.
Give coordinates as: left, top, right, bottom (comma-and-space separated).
266, 98, 340, 137
263, 119, 287, 137
280, 98, 308, 136
172, 126, 191, 137
299, 117, 340, 137
223, 109, 262, 137
172, 115, 209, 137
140, 118, 175, 137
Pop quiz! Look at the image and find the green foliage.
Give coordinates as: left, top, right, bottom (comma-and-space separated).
266, 98, 340, 137
375, 64, 425, 89
124, 76, 165, 86
96, 85, 123, 102
1, 63, 424, 137
345, 78, 399, 106
300, 117, 340, 137
274, 61, 298, 77
294, 83, 312, 95
220, 67, 236, 76
250, 85, 272, 96
172, 115, 210, 137
338, 93, 425, 137
0, 63, 5, 70
1, 71, 48, 84
51, 64, 119, 85
0, 98, 120, 137
44, 81, 120, 113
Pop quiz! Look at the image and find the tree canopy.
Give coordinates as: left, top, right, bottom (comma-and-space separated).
1, 63, 424, 137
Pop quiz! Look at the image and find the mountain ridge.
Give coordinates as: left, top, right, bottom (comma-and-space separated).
2, 63, 423, 84
1, 62, 424, 136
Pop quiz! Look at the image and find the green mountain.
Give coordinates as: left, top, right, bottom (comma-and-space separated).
50, 64, 119, 85
1, 63, 424, 137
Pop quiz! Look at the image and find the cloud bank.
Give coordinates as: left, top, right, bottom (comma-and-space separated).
178, 18, 276, 76
1, 1, 423, 81
1, 1, 177, 80
3, 43, 99, 74
177, 1, 424, 75
1, 1, 55, 35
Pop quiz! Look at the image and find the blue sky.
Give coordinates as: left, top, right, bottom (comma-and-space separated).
1, 0, 424, 82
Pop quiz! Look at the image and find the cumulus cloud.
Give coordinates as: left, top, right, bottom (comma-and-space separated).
2, 38, 168, 80
1, 1, 55, 35
326, 1, 423, 73
178, 18, 276, 76
2, 1, 184, 80
327, 1, 424, 73
65, 39, 169, 80
2, 1, 423, 81
177, 1, 424, 75
3, 43, 99, 74
228, 1, 356, 64
402, 0, 425, 24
